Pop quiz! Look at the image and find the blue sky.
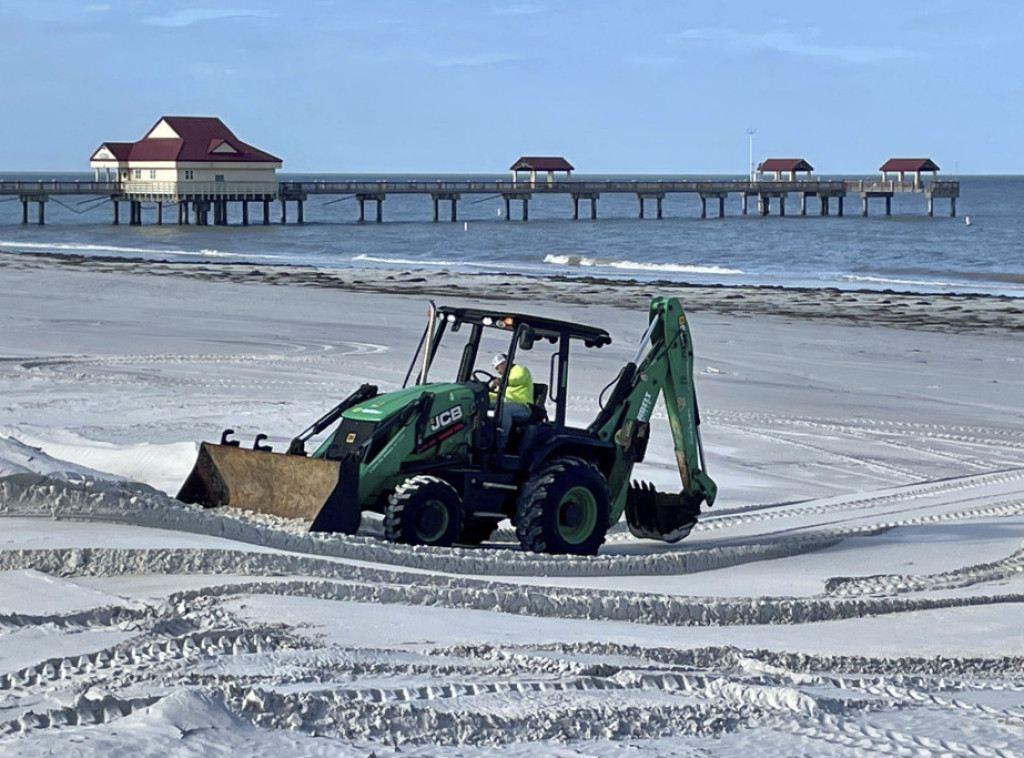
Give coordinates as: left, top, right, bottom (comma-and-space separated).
1, 0, 1020, 174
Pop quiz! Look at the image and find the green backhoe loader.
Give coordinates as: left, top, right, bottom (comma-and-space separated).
177, 296, 717, 555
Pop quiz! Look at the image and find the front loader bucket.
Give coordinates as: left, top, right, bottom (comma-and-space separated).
176, 442, 361, 533
624, 481, 702, 543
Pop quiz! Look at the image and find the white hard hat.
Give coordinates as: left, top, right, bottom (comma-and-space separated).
492, 353, 508, 368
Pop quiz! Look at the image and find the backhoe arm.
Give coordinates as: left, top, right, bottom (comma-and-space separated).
591, 297, 717, 542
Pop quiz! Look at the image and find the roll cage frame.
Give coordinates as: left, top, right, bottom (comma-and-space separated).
403, 302, 612, 429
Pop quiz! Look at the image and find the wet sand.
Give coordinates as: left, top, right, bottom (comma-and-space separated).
4, 249, 1023, 334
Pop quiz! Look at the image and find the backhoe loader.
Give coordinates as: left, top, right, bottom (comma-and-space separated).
177, 296, 717, 555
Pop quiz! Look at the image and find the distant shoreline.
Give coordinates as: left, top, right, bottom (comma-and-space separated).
4, 249, 1023, 335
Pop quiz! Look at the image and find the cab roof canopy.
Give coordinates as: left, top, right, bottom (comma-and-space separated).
437, 306, 612, 348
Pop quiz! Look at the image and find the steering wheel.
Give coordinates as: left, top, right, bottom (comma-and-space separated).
472, 369, 495, 383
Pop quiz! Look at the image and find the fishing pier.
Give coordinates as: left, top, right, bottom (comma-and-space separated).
2, 118, 962, 226
1, 175, 960, 226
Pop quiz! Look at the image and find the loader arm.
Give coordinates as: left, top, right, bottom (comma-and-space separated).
589, 297, 717, 542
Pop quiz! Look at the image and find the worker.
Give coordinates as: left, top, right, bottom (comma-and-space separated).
490, 352, 533, 450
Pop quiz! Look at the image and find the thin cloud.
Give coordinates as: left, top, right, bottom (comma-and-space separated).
187, 63, 241, 77
625, 55, 677, 67
430, 53, 521, 68
143, 8, 276, 28
674, 27, 919, 64
492, 4, 546, 16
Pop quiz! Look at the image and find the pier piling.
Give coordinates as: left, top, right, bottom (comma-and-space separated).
570, 192, 598, 220
637, 194, 664, 219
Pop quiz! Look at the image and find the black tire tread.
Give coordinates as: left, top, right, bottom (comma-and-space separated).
384, 475, 463, 547
515, 456, 610, 555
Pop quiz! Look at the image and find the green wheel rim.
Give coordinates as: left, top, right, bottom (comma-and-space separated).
556, 486, 598, 544
415, 499, 449, 542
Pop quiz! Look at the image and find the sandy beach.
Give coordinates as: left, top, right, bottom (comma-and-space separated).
2, 251, 1023, 755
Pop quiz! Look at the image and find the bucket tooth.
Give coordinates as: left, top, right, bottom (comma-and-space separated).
625, 480, 700, 543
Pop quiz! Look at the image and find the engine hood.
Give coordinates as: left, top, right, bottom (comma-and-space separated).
342, 382, 470, 423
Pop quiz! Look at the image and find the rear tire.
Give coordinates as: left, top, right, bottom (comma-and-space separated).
384, 475, 463, 547
515, 456, 610, 555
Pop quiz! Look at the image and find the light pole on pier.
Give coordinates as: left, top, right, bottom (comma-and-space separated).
747, 128, 756, 181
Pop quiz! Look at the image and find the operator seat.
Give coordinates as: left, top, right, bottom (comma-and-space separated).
505, 383, 549, 452
529, 383, 549, 423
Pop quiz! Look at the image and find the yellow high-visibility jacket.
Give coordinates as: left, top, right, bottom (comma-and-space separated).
490, 364, 534, 404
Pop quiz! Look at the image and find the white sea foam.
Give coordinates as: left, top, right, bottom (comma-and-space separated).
0, 239, 265, 260
352, 253, 505, 269
543, 253, 743, 276
840, 273, 963, 289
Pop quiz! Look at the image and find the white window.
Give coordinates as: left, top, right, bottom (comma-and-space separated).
184, 170, 194, 180
133, 169, 141, 179
149, 169, 156, 179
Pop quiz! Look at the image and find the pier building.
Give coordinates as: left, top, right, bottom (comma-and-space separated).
88, 116, 282, 225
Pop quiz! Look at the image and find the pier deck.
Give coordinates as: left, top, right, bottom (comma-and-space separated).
0, 177, 961, 225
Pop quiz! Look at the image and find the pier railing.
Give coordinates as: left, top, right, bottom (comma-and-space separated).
0, 180, 119, 195
119, 180, 280, 199
843, 179, 922, 193
278, 179, 853, 195
0, 178, 958, 198
1, 176, 961, 225
0, 180, 279, 198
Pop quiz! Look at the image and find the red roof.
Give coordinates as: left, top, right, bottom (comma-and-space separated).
123, 117, 282, 163
510, 156, 575, 172
90, 142, 133, 161
757, 158, 813, 172
880, 158, 939, 172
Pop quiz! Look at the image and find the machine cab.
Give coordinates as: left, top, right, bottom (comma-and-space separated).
404, 302, 612, 455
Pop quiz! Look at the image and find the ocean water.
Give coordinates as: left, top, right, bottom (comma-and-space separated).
1, 173, 1020, 297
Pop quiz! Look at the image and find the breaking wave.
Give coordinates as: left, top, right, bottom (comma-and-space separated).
840, 273, 964, 289
543, 254, 743, 276
838, 273, 1024, 295
351, 253, 510, 270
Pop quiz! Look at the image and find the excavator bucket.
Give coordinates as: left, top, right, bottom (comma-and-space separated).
624, 481, 702, 543
176, 442, 361, 533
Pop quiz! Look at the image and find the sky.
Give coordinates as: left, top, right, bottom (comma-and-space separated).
0, 0, 1021, 175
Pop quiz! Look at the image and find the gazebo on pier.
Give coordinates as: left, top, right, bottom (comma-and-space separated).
757, 158, 814, 181
879, 158, 940, 189
510, 156, 574, 185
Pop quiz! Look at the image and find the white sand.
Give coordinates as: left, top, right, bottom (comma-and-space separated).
1, 252, 1023, 756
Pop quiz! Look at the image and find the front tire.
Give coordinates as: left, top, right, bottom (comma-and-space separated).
515, 456, 610, 555
384, 475, 463, 547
